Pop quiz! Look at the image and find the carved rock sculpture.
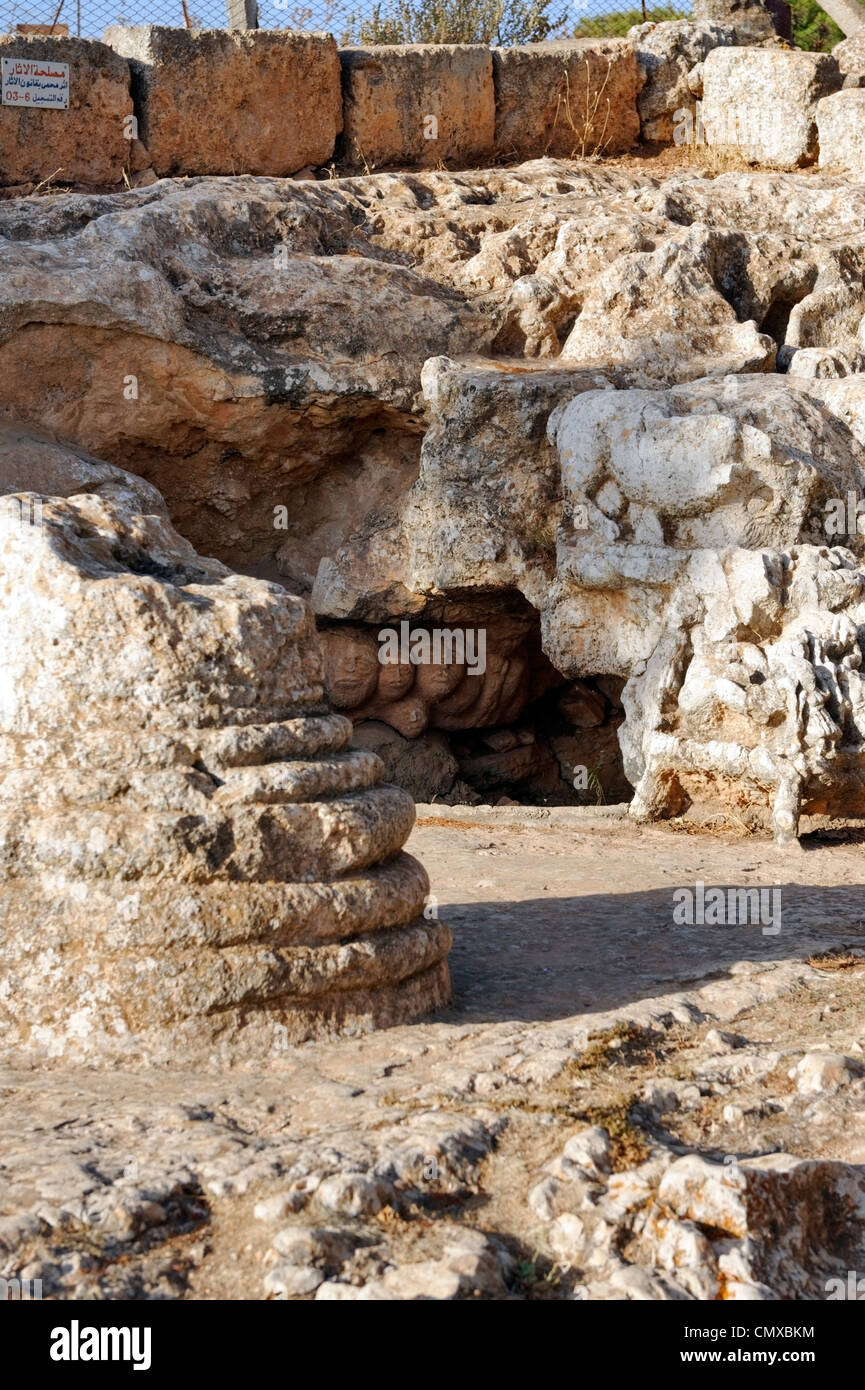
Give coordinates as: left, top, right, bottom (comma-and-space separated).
0, 429, 451, 1064
321, 622, 538, 736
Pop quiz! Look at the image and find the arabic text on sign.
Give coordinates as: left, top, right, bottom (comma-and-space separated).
1, 57, 70, 110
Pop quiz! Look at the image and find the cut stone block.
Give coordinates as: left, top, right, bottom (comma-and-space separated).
817, 87, 865, 169
0, 35, 132, 187
103, 25, 341, 177
339, 45, 493, 170
834, 28, 865, 77
492, 39, 643, 160
702, 46, 842, 168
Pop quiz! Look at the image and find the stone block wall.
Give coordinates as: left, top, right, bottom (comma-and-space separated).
701, 46, 842, 168
103, 26, 342, 178
0, 24, 864, 189
340, 44, 494, 169
492, 39, 643, 159
0, 34, 132, 188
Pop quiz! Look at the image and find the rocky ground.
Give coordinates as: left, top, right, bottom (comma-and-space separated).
3, 810, 865, 1301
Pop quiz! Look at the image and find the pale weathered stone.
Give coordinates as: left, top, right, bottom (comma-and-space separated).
562, 1126, 612, 1176
315, 1172, 394, 1216
657, 1153, 865, 1295
0, 430, 450, 1064
102, 26, 341, 177
557, 226, 777, 381
492, 40, 643, 159
4, 164, 865, 592
629, 19, 753, 142
0, 35, 132, 187
624, 545, 865, 842
817, 88, 865, 171
692, 0, 777, 40
834, 27, 865, 77
339, 45, 493, 170
702, 46, 842, 168
792, 1051, 862, 1094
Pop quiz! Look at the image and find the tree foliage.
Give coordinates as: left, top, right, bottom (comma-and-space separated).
572, 5, 686, 37
789, 0, 843, 50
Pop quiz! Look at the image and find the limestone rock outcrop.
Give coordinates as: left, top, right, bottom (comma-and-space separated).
317, 361, 865, 836
5, 163, 865, 834
3, 165, 865, 583
0, 429, 450, 1064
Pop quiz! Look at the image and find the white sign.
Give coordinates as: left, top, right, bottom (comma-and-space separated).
1, 57, 69, 109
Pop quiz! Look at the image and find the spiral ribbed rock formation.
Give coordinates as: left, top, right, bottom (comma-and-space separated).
0, 429, 451, 1064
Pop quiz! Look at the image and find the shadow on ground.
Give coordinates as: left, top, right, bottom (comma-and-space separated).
443, 883, 865, 1025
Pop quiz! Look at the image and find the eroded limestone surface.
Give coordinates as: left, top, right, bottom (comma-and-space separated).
3, 162, 865, 577
5, 159, 865, 830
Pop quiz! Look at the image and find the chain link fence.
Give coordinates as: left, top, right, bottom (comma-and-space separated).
0, 0, 843, 54
0, 0, 696, 44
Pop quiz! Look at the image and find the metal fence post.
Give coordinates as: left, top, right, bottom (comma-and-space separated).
226, 0, 259, 29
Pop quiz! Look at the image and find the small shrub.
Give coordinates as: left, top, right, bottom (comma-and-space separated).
345, 0, 567, 46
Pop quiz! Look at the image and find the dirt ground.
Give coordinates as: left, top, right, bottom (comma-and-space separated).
2, 811, 865, 1300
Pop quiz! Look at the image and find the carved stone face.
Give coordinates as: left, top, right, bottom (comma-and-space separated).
383, 695, 428, 739
322, 629, 379, 708
415, 660, 465, 703
376, 659, 415, 702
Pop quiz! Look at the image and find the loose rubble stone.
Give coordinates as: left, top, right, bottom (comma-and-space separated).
792, 1051, 862, 1094
562, 1126, 612, 1176
314, 1173, 395, 1217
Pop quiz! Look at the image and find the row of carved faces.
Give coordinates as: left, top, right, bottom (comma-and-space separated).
320, 626, 534, 738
